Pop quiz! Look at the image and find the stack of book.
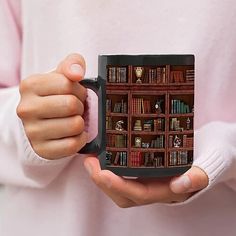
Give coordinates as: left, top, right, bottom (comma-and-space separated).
150, 135, 165, 148
185, 69, 194, 82
114, 152, 127, 166
183, 136, 193, 148
138, 66, 169, 84
154, 118, 165, 131
108, 67, 127, 83
106, 116, 112, 130
171, 99, 190, 114
143, 120, 153, 131
133, 120, 142, 131
130, 152, 142, 167
113, 99, 127, 113
132, 98, 151, 114
170, 71, 184, 83
170, 118, 181, 131
106, 99, 112, 113
106, 134, 127, 148
153, 156, 164, 167
169, 151, 189, 165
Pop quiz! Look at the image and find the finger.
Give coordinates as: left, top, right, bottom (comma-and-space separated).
84, 157, 187, 205
29, 73, 87, 103
25, 115, 84, 141
84, 157, 136, 208
18, 94, 84, 119
33, 132, 88, 159
56, 53, 86, 82
169, 166, 209, 194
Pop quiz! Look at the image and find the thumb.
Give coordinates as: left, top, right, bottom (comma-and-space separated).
169, 166, 209, 194
56, 53, 86, 81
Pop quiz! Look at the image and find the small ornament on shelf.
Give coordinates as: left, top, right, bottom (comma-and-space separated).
106, 152, 112, 165
154, 99, 163, 114
134, 137, 142, 148
133, 119, 142, 131
173, 135, 181, 148
135, 67, 143, 83
115, 120, 125, 131
141, 142, 150, 148
186, 117, 191, 130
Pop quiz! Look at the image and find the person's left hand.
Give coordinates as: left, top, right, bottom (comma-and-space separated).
84, 157, 208, 207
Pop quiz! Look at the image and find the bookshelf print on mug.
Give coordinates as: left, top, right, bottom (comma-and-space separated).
105, 55, 194, 177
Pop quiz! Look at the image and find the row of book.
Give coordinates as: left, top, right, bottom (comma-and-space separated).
106, 151, 192, 167
170, 117, 192, 131
142, 118, 165, 132
130, 152, 142, 167
171, 99, 191, 114
169, 70, 195, 84
106, 99, 127, 113
107, 66, 194, 84
144, 153, 164, 167
134, 66, 169, 84
130, 152, 165, 167
106, 151, 127, 166
169, 151, 191, 165
106, 134, 127, 148
107, 67, 127, 83
106, 116, 112, 130
186, 69, 194, 82
150, 135, 165, 148
131, 98, 152, 114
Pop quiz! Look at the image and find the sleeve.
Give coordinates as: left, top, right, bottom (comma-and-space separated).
0, 0, 76, 188
193, 121, 236, 193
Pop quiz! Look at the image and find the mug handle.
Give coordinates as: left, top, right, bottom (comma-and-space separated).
78, 76, 106, 155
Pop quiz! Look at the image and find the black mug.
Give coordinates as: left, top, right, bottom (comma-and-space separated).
79, 54, 194, 177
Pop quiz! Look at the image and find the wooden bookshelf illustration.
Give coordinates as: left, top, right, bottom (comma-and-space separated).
104, 56, 194, 176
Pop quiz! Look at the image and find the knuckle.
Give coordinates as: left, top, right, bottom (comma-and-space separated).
65, 138, 80, 154
59, 76, 73, 94
19, 74, 42, 94
16, 102, 30, 119
65, 95, 80, 114
24, 125, 38, 141
71, 116, 85, 133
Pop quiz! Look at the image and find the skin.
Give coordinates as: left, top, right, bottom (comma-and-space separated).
17, 53, 209, 206
17, 54, 88, 159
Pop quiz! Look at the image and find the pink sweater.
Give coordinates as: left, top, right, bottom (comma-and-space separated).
0, 0, 236, 235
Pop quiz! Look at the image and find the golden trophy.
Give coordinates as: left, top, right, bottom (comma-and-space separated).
135, 67, 143, 83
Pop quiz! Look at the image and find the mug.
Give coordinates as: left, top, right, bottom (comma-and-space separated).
79, 54, 194, 177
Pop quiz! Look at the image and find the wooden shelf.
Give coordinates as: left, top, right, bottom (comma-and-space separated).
131, 113, 166, 118
106, 130, 128, 134
168, 130, 193, 134
107, 83, 129, 86
131, 131, 165, 135
106, 147, 128, 152
131, 148, 165, 152
107, 112, 128, 117
169, 113, 194, 117
168, 147, 193, 151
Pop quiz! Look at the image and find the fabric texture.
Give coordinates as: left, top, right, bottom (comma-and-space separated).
0, 0, 236, 235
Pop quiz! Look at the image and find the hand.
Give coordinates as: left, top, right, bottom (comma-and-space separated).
17, 54, 88, 160
84, 157, 209, 207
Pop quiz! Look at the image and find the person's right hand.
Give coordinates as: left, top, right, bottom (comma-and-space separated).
17, 54, 88, 160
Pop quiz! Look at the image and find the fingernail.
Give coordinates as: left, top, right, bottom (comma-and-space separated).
170, 175, 191, 193
84, 162, 93, 176
100, 174, 112, 188
70, 64, 84, 76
